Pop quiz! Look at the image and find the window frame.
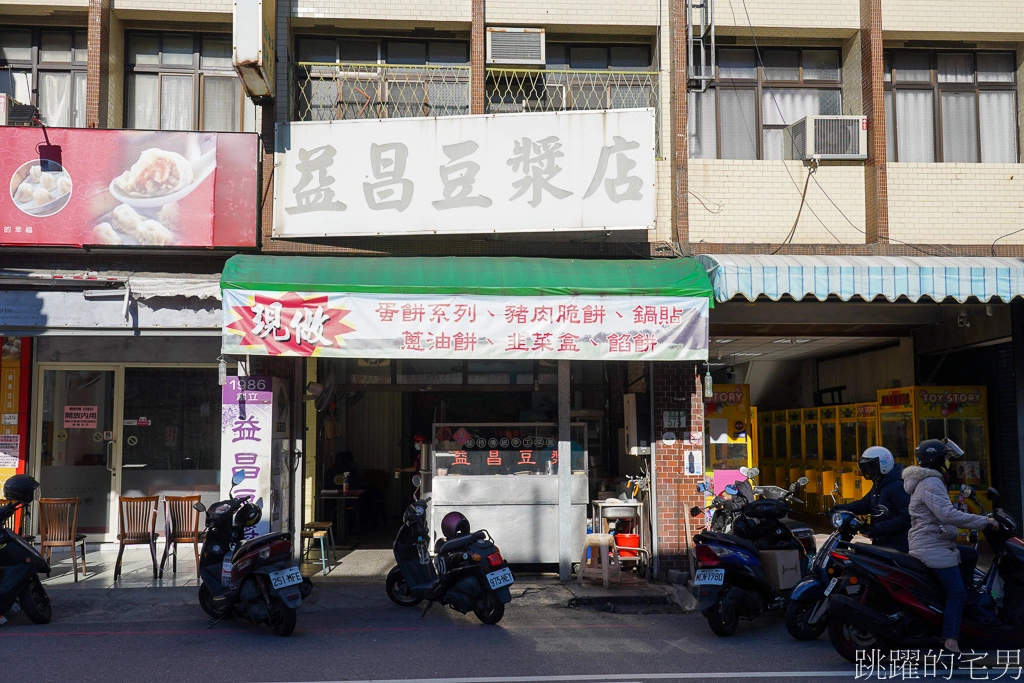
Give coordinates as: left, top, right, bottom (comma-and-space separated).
0, 27, 88, 126
695, 46, 844, 160
124, 30, 253, 132
883, 49, 1020, 163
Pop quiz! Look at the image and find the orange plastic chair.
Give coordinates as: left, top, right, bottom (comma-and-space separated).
114, 496, 159, 581
38, 498, 87, 582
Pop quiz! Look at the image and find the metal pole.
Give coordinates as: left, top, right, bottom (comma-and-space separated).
558, 360, 572, 581
648, 363, 659, 578
1011, 301, 1024, 521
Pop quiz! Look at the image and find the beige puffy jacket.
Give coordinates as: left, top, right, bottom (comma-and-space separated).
903, 466, 990, 569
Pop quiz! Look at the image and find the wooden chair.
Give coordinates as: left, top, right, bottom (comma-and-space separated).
160, 495, 202, 579
0, 498, 36, 544
38, 498, 87, 582
114, 496, 159, 581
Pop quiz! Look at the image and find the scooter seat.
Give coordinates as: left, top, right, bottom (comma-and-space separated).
696, 531, 759, 556
854, 543, 930, 573
438, 530, 486, 555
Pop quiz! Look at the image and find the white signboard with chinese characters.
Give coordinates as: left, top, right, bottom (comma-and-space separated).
273, 108, 656, 237
221, 377, 273, 539
223, 291, 708, 361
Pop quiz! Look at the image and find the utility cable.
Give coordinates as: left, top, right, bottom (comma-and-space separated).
771, 162, 816, 254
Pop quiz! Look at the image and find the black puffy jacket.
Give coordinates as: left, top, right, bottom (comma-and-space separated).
834, 463, 911, 553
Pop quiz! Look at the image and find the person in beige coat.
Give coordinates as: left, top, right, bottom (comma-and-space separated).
904, 439, 998, 654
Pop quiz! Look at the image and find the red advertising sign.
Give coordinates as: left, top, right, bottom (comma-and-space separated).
1, 127, 258, 247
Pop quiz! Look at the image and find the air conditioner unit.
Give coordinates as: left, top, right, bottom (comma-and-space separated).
784, 115, 868, 161
486, 27, 546, 66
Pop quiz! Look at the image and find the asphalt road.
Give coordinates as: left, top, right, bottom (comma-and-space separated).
0, 584, 865, 683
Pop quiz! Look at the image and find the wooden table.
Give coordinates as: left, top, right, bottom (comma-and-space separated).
317, 489, 364, 547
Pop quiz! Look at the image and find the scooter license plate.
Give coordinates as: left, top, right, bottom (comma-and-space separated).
693, 568, 725, 586
269, 566, 303, 590
486, 567, 514, 590
823, 577, 839, 597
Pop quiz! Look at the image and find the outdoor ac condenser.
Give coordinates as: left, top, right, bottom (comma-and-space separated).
784, 115, 868, 161
486, 27, 546, 65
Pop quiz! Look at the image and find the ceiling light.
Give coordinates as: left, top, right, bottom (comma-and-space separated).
795, 339, 813, 344
714, 339, 735, 344
730, 352, 763, 357
772, 339, 793, 344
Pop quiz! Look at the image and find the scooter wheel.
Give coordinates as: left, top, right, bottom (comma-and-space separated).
19, 576, 51, 624
474, 591, 505, 625
827, 613, 882, 663
269, 599, 297, 637
705, 587, 739, 637
785, 599, 827, 641
386, 566, 423, 607
198, 583, 228, 619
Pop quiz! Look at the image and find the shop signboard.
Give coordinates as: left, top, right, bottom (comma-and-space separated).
0, 127, 258, 247
221, 376, 273, 539
273, 108, 656, 237
232, 0, 276, 99
223, 291, 708, 361
704, 383, 752, 492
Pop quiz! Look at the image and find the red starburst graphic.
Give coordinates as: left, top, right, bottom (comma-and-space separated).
225, 292, 355, 357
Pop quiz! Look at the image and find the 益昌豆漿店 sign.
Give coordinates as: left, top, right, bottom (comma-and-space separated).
223, 291, 708, 361
221, 377, 273, 539
272, 108, 656, 237
0, 127, 258, 247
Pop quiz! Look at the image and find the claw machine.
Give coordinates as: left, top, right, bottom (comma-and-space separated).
759, 410, 775, 486
704, 384, 754, 495
801, 408, 821, 510
772, 410, 789, 488
786, 409, 804, 487
836, 403, 878, 503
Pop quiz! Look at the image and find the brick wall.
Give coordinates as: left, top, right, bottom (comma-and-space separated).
105, 10, 124, 128
887, 163, 1024, 245
860, 0, 887, 243
688, 160, 867, 244
653, 362, 705, 574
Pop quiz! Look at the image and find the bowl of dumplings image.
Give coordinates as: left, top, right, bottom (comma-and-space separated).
108, 147, 213, 209
9, 159, 73, 217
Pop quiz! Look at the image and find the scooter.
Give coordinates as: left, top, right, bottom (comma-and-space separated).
690, 477, 812, 636
825, 486, 1024, 662
386, 476, 514, 624
0, 475, 51, 625
194, 470, 312, 636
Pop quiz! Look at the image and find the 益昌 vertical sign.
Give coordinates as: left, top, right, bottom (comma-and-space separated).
221, 376, 273, 539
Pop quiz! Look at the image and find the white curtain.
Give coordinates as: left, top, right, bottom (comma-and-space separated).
688, 89, 717, 159
938, 54, 973, 84
941, 91, 978, 162
127, 73, 159, 129
884, 90, 896, 162
762, 88, 841, 126
38, 71, 70, 127
73, 71, 87, 128
202, 76, 240, 131
719, 87, 756, 160
980, 91, 1018, 162
160, 74, 194, 130
0, 70, 33, 106
895, 89, 935, 162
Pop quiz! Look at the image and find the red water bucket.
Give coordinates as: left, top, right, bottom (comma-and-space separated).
615, 533, 640, 558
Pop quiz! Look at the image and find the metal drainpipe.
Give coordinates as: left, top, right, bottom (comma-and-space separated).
648, 361, 659, 579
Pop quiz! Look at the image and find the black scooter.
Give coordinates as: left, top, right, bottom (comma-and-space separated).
0, 475, 51, 625
194, 470, 312, 636
386, 477, 513, 624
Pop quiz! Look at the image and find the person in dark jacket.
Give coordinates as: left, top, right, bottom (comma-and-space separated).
830, 446, 911, 553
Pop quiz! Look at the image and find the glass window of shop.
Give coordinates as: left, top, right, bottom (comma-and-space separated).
119, 367, 221, 501
125, 32, 256, 132
883, 51, 1019, 163
0, 28, 88, 127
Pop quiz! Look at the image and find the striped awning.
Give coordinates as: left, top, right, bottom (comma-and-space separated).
695, 254, 1024, 304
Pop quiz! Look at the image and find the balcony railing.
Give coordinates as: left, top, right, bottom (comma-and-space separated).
485, 67, 661, 150
293, 62, 472, 121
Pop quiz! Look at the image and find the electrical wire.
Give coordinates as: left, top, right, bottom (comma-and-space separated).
990, 227, 1024, 256
771, 162, 816, 254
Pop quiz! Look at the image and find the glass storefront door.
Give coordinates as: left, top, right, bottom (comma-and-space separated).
38, 368, 121, 540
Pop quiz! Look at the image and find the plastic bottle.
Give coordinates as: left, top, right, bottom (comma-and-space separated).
342, 472, 350, 495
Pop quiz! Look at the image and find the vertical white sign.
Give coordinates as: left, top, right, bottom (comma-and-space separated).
221, 376, 273, 539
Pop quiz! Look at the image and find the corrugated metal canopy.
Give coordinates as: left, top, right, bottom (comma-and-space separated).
221, 255, 715, 302
695, 254, 1024, 304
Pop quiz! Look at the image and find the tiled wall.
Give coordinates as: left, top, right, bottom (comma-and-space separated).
713, 0, 859, 34
486, 0, 660, 27
293, 0, 470, 23
882, 1, 1024, 37
688, 160, 867, 244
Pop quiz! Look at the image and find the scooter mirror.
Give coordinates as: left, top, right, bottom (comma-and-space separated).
411, 475, 422, 488
689, 506, 704, 517
696, 482, 708, 494
739, 466, 749, 477
193, 502, 206, 512
797, 476, 809, 487
986, 487, 1001, 504
231, 470, 246, 487
748, 468, 760, 478
255, 496, 264, 510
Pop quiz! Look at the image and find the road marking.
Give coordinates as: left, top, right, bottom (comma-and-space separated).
279, 673, 856, 683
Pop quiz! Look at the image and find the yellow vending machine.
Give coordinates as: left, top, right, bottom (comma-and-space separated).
705, 384, 754, 494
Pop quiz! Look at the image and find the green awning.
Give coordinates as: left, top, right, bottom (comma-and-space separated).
221, 255, 714, 304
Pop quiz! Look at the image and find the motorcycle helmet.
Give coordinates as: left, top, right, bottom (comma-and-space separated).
915, 439, 952, 471
2, 474, 39, 504
403, 502, 427, 527
858, 446, 895, 482
440, 511, 470, 539
235, 501, 262, 528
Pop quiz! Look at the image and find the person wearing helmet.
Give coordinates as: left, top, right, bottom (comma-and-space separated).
830, 446, 911, 552
904, 439, 999, 655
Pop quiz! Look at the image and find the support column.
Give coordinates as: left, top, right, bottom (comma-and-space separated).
1010, 301, 1024, 520
652, 362, 704, 575
85, 0, 111, 128
260, 103, 275, 247
860, 0, 889, 243
670, 0, 689, 245
471, 0, 486, 115
557, 360, 572, 581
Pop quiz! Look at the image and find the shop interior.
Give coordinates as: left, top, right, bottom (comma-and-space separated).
705, 298, 1017, 521
312, 357, 653, 559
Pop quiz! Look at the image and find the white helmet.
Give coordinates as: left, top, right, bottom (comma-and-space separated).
858, 446, 894, 481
